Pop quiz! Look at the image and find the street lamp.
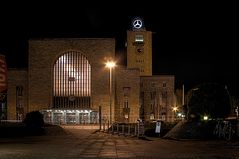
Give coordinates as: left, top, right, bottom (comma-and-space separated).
172, 106, 178, 120
105, 61, 116, 125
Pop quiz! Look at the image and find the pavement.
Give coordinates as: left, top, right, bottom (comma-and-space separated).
0, 127, 238, 159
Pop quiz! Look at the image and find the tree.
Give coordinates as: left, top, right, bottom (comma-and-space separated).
187, 83, 231, 121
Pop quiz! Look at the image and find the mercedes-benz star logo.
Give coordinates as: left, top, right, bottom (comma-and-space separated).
133, 19, 143, 29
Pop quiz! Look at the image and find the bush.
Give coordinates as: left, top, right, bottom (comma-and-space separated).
0, 122, 26, 137
23, 111, 44, 128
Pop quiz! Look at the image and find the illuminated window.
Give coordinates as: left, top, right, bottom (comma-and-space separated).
53, 51, 91, 108
135, 34, 144, 43
16, 86, 23, 96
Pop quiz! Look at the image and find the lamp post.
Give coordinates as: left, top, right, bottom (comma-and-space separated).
172, 106, 178, 121
105, 61, 116, 125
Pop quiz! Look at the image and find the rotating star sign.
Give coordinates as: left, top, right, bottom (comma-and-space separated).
132, 18, 143, 29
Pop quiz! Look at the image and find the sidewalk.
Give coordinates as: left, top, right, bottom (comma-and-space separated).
0, 127, 238, 158
95, 130, 239, 158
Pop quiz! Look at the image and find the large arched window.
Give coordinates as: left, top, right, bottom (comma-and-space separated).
53, 51, 91, 108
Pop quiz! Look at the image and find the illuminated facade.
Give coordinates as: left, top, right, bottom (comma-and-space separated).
127, 29, 152, 76
6, 38, 140, 124
127, 17, 176, 121
6, 17, 176, 124
53, 52, 91, 108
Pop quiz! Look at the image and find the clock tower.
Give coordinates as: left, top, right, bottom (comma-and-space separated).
127, 17, 152, 76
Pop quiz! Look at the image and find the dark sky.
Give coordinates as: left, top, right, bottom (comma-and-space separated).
0, 2, 238, 95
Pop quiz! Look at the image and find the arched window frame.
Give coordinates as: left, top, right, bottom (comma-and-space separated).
53, 51, 91, 108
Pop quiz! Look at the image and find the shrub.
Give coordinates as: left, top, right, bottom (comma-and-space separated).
23, 111, 44, 128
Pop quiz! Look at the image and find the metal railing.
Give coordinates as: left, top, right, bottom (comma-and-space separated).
100, 122, 145, 137
0, 120, 22, 123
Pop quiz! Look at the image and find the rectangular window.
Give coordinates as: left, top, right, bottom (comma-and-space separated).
151, 104, 154, 111
151, 82, 156, 87
16, 86, 24, 120
162, 91, 167, 98
124, 98, 129, 108
123, 87, 130, 108
123, 87, 130, 97
163, 82, 167, 87
16, 86, 23, 96
135, 34, 144, 43
150, 91, 156, 100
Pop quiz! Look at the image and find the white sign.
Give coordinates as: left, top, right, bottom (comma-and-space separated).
155, 121, 161, 133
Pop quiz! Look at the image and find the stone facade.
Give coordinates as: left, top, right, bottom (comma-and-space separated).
115, 66, 140, 123
7, 69, 28, 120
28, 38, 115, 113
6, 19, 176, 123
127, 31, 152, 76
6, 38, 141, 123
126, 18, 176, 122
140, 76, 176, 122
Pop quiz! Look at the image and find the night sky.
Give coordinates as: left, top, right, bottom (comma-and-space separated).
0, 2, 238, 95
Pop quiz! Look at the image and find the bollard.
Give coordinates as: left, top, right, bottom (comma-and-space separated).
119, 124, 122, 135
99, 106, 102, 131
111, 123, 114, 134
134, 124, 137, 136
117, 123, 119, 134
237, 118, 239, 138
128, 124, 131, 136
103, 121, 105, 132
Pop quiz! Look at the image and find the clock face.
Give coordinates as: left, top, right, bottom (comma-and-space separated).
136, 46, 144, 54
132, 18, 143, 29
